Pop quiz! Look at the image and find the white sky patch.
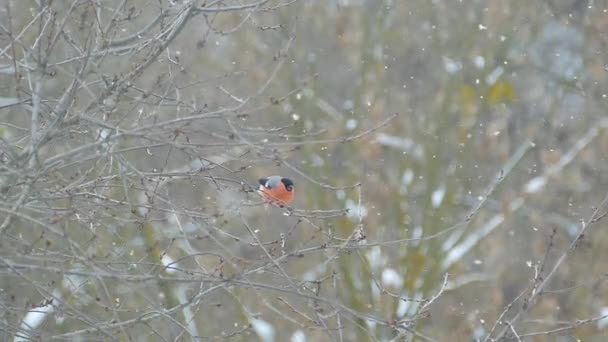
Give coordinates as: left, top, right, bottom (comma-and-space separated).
167, 214, 179, 225
346, 119, 358, 130
0, 64, 16, 74
402, 169, 414, 186
382, 268, 404, 289
376, 133, 414, 151
99, 128, 111, 140
442, 228, 463, 253
342, 99, 354, 111
98, 128, 112, 149
345, 199, 368, 220
365, 246, 385, 270
63, 273, 87, 293
485, 66, 504, 85
431, 184, 446, 208
250, 317, 275, 342
397, 291, 423, 318
191, 158, 210, 169
15, 305, 54, 341
371, 279, 381, 301
291, 330, 306, 342
174, 285, 199, 338
473, 325, 487, 340
411, 226, 423, 246
14, 290, 60, 342
161, 254, 178, 274
474, 55, 485, 69
397, 296, 409, 317
23, 304, 53, 327
442, 56, 462, 74
597, 307, 608, 329
302, 263, 327, 282
400, 169, 415, 194
442, 214, 505, 270
524, 176, 546, 194
406, 292, 423, 316
365, 319, 377, 332
136, 192, 149, 217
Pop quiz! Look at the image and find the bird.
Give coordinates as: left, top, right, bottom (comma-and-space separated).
257, 176, 294, 208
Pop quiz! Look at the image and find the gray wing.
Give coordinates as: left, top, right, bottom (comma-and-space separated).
263, 175, 282, 189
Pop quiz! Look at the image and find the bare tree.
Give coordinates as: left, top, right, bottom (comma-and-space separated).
2, 1, 608, 341
0, 1, 416, 340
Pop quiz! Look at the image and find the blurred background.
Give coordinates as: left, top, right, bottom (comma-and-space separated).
1, 0, 608, 341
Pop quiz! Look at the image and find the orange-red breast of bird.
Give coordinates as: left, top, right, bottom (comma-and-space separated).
258, 176, 294, 207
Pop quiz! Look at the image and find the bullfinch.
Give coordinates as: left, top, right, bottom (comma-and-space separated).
258, 176, 294, 207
